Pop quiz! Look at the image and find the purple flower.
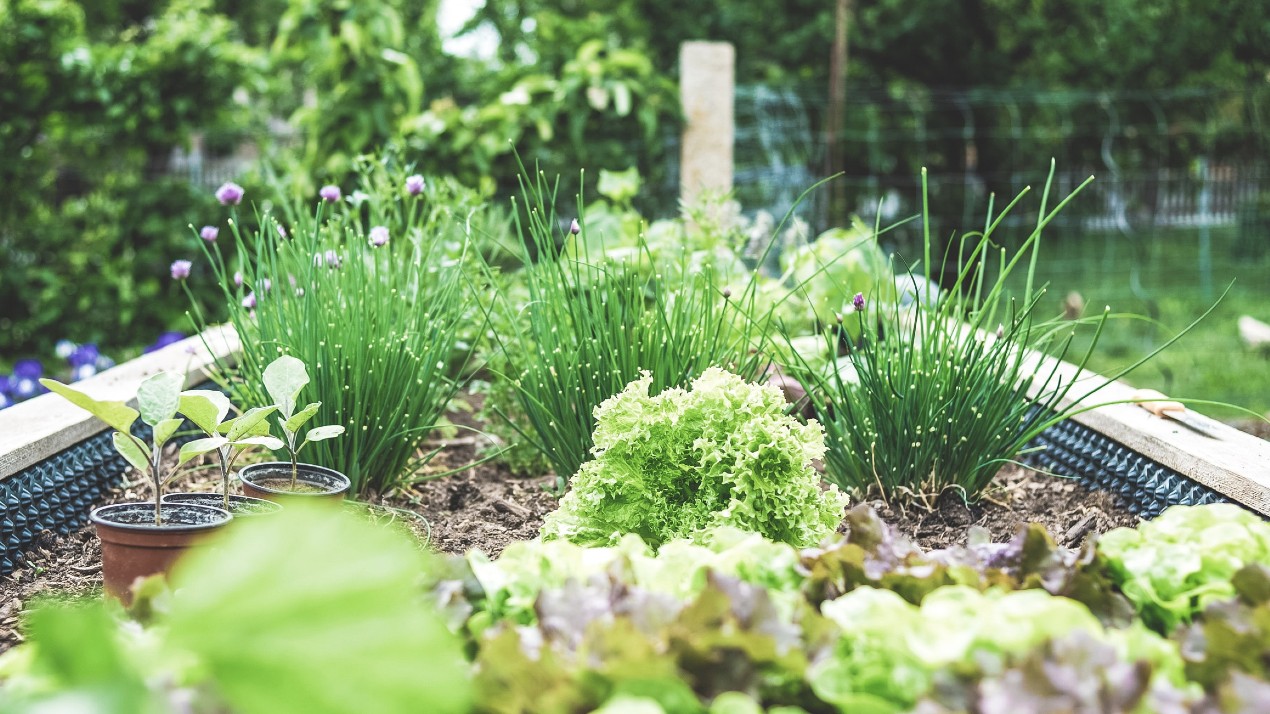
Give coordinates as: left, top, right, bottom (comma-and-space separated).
369, 226, 389, 247
0, 374, 11, 397
233, 271, 244, 287
95, 355, 115, 371
55, 340, 76, 360
12, 376, 39, 400
215, 182, 244, 206
171, 260, 192, 280
13, 360, 42, 379
405, 174, 425, 196
200, 225, 219, 242
72, 363, 97, 382
324, 250, 341, 268
143, 332, 185, 354
259, 278, 272, 293
277, 224, 288, 239
852, 292, 866, 312
319, 185, 342, 203
68, 344, 99, 368
242, 292, 257, 309
570, 218, 581, 235
0, 392, 11, 410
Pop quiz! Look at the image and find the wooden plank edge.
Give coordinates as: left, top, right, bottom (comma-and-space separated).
1022, 351, 1270, 515
0, 324, 241, 479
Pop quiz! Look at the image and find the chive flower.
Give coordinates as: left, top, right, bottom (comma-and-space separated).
325, 250, 341, 268
570, 218, 581, 235
852, 292, 866, 312
200, 225, 219, 242
233, 271, 244, 287
215, 182, 244, 206
369, 226, 389, 247
259, 278, 272, 293
171, 260, 192, 280
405, 174, 425, 196
319, 185, 342, 203
242, 292, 257, 309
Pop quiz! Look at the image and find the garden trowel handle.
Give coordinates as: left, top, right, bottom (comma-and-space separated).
1130, 389, 1186, 417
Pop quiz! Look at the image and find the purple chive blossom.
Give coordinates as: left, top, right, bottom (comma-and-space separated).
200, 225, 219, 242
242, 292, 257, 309
233, 271, 244, 287
171, 260, 192, 280
259, 278, 272, 293
324, 250, 341, 268
215, 182, 244, 206
277, 224, 288, 239
67, 344, 99, 368
852, 292, 866, 312
405, 174, 425, 196
570, 218, 581, 235
369, 225, 389, 247
319, 185, 342, 203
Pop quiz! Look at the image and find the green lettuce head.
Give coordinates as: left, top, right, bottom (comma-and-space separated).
541, 368, 848, 549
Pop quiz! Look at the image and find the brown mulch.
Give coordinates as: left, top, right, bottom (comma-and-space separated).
0, 397, 1150, 652
865, 464, 1139, 551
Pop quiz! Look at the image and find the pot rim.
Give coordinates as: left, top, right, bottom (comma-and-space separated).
90, 501, 232, 532
238, 461, 351, 495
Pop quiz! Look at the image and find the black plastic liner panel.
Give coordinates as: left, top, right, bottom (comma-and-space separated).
1022, 417, 1233, 519
0, 409, 1245, 575
1, 403, 212, 576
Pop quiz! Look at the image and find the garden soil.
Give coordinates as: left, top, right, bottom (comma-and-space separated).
0, 396, 1197, 652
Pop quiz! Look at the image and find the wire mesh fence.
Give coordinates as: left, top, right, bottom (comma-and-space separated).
722, 83, 1270, 419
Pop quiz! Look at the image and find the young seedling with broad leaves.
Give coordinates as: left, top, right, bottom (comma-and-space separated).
177, 390, 283, 510
262, 355, 345, 490
40, 372, 189, 526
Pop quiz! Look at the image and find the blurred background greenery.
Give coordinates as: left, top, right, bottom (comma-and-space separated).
1, 0, 1267, 417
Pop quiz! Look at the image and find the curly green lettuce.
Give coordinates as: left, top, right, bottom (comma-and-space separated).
541, 368, 848, 549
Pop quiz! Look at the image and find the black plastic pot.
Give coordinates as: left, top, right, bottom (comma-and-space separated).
90, 502, 231, 603
238, 462, 351, 502
162, 492, 283, 517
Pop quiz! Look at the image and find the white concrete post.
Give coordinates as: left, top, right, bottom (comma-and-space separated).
679, 41, 735, 206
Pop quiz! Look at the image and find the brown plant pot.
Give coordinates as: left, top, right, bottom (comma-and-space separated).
91, 502, 231, 604
238, 462, 351, 503
162, 492, 283, 517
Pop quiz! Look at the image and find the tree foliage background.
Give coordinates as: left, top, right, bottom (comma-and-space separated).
2, 0, 1267, 362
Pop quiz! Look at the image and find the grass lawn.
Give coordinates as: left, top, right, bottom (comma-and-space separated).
1010, 225, 1270, 423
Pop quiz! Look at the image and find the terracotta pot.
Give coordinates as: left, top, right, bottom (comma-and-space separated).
162, 492, 283, 517
238, 462, 351, 503
91, 502, 231, 604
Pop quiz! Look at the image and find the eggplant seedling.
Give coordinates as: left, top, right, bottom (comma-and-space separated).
261, 355, 346, 489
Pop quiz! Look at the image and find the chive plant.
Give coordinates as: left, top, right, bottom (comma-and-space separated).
485, 169, 771, 492
187, 160, 487, 495
788, 165, 1218, 500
